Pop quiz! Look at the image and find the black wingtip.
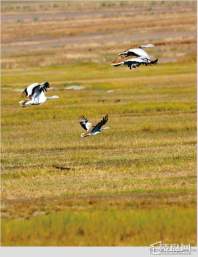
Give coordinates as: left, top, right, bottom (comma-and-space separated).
103, 114, 108, 122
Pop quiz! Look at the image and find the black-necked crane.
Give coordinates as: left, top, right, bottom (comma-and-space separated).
19, 81, 59, 107
80, 114, 109, 137
112, 44, 158, 69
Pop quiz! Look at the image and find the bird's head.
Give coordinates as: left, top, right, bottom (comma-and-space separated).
42, 82, 50, 91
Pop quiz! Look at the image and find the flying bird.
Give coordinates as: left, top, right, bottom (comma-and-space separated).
80, 114, 109, 137
19, 81, 59, 107
113, 44, 158, 69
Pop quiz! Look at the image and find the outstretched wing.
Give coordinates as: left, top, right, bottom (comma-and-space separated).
119, 49, 140, 57
80, 116, 92, 131
28, 82, 49, 98
129, 48, 150, 59
120, 48, 151, 59
91, 114, 108, 133
23, 83, 39, 97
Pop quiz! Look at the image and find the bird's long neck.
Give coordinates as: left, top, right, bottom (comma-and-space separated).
102, 126, 110, 130
81, 132, 90, 138
46, 96, 58, 100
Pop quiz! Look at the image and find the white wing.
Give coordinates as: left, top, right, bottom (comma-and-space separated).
25, 83, 40, 97
128, 48, 151, 59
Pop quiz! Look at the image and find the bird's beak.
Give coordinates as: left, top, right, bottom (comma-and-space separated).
81, 133, 89, 138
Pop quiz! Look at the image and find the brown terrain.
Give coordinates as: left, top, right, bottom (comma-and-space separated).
2, 0, 196, 69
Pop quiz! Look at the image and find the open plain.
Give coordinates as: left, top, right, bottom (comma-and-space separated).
1, 0, 197, 245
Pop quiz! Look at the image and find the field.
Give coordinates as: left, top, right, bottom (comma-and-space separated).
1, 0, 197, 246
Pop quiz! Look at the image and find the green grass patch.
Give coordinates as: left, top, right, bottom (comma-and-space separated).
2, 207, 196, 246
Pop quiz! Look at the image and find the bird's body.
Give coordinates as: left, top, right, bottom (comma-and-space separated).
80, 114, 109, 137
113, 44, 158, 69
19, 82, 59, 107
112, 57, 149, 69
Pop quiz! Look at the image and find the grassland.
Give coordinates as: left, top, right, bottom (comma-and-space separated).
1, 0, 197, 246
1, 61, 196, 245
